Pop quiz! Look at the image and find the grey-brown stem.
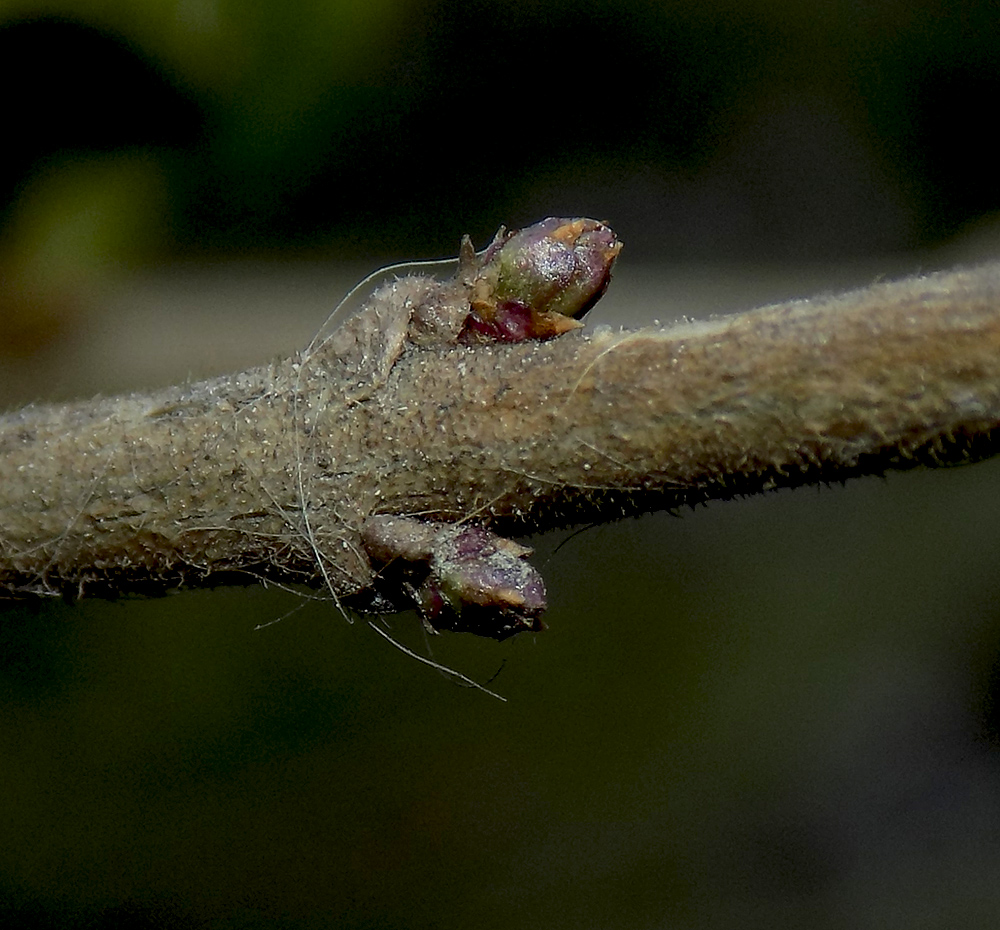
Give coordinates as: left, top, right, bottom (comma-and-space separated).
3, 239, 1000, 637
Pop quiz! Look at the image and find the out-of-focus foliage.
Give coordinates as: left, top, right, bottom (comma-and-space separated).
3, 0, 1000, 259
0, 154, 168, 353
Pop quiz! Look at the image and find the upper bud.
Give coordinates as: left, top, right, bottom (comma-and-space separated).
459, 217, 621, 342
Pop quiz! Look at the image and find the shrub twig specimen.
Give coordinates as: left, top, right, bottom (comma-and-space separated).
2, 218, 1000, 639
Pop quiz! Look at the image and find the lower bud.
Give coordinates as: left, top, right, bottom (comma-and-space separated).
360, 516, 547, 641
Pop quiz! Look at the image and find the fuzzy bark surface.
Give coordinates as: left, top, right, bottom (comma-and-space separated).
3, 262, 1000, 605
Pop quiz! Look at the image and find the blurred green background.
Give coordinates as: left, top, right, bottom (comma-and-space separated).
4, 1, 1000, 927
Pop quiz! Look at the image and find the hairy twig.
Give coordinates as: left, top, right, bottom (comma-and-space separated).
3, 218, 1000, 638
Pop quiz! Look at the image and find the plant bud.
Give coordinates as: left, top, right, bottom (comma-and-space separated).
462, 217, 621, 342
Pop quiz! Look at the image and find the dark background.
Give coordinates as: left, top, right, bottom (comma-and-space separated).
3, 2, 1000, 927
